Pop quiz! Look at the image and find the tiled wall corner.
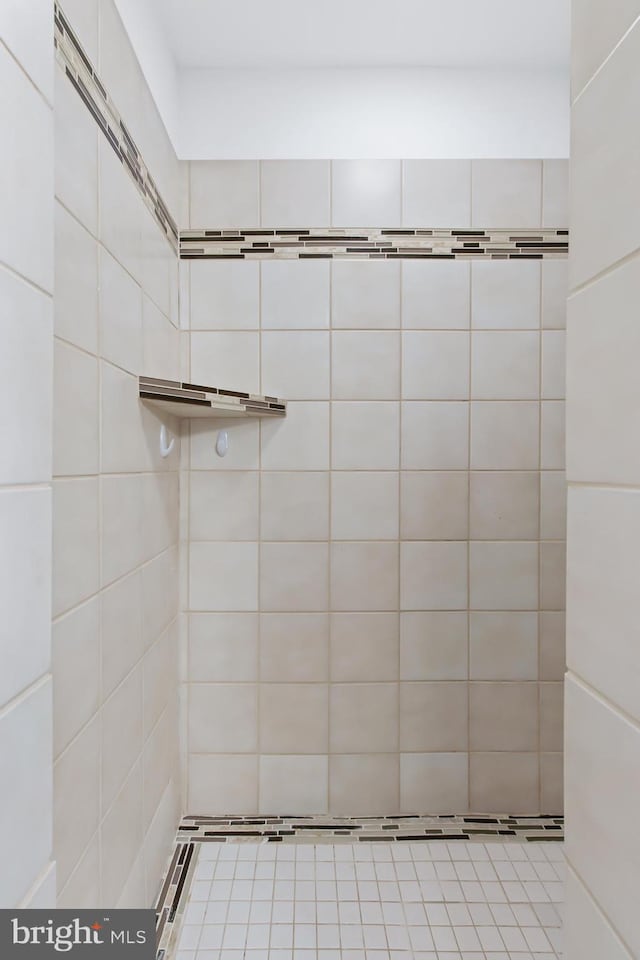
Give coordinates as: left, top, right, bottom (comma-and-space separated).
0, 0, 55, 908
184, 157, 568, 818
566, 3, 640, 958
52, 0, 182, 908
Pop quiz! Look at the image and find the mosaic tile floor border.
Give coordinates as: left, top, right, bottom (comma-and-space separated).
155, 813, 563, 958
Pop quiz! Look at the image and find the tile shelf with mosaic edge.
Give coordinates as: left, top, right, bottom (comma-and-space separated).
139, 376, 287, 419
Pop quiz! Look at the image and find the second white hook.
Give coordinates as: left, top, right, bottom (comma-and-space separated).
159, 424, 175, 458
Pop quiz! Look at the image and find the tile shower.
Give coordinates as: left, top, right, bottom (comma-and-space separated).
3, 0, 569, 950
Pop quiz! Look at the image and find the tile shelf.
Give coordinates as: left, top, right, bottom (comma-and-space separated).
139, 376, 287, 419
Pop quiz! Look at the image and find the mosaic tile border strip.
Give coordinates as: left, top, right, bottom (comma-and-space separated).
139, 376, 287, 418
54, 3, 179, 252
154, 813, 563, 958
181, 226, 569, 261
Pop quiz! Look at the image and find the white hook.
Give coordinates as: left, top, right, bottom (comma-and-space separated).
216, 429, 229, 458
159, 424, 175, 458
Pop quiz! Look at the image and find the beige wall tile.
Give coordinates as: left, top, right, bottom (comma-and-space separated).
540, 611, 566, 682
261, 402, 329, 471
53, 478, 99, 617
571, 0, 640, 97
472, 260, 541, 329
470, 752, 539, 813
99, 246, 142, 372
53, 716, 100, 892
261, 260, 330, 330
261, 160, 330, 227
190, 160, 259, 226
542, 330, 566, 399
400, 612, 468, 681
469, 612, 538, 681
541, 400, 565, 470
471, 160, 542, 228
260, 613, 329, 682
400, 753, 469, 814
540, 541, 567, 611
540, 752, 564, 814
260, 542, 329, 612
331, 260, 400, 329
189, 613, 259, 682
332, 331, 400, 400
471, 331, 539, 399
471, 402, 539, 470
540, 682, 564, 752
332, 160, 401, 227
540, 472, 567, 540
189, 683, 258, 753
402, 160, 471, 227
401, 402, 469, 470
259, 756, 329, 814
100, 761, 144, 907
101, 570, 143, 699
402, 332, 469, 400
262, 331, 330, 400
55, 201, 98, 354
189, 471, 259, 541
329, 754, 399, 815
190, 260, 259, 331
330, 682, 398, 753
52, 599, 100, 758
401, 541, 467, 610
189, 754, 258, 815
470, 542, 539, 610
402, 260, 470, 330
189, 542, 258, 612
400, 682, 468, 751
330, 613, 399, 682
469, 472, 539, 540
400, 472, 468, 540
331, 542, 399, 612
542, 259, 568, 329
469, 682, 538, 751
190, 332, 260, 394
260, 683, 328, 753
331, 472, 399, 540
542, 160, 569, 227
332, 402, 399, 470
261, 472, 329, 541
102, 667, 143, 811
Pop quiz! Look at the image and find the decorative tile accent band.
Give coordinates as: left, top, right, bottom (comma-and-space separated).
181, 227, 569, 261
54, 3, 179, 252
139, 375, 287, 418
154, 812, 564, 958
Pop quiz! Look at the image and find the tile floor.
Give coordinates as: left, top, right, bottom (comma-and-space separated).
173, 840, 564, 960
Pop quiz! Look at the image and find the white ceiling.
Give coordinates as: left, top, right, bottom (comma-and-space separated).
155, 0, 570, 70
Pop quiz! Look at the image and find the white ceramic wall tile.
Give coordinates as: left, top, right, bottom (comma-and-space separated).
102, 666, 143, 810
0, 266, 52, 486
331, 542, 399, 612
54, 67, 98, 236
101, 473, 145, 586
400, 472, 468, 540
472, 260, 541, 329
100, 761, 144, 907
402, 160, 471, 226
260, 543, 329, 612
400, 752, 469, 813
52, 599, 100, 758
259, 756, 328, 814
542, 259, 568, 329
189, 683, 258, 754
331, 472, 399, 540
330, 613, 398, 682
0, 46, 53, 292
331, 160, 401, 226
470, 752, 539, 813
332, 402, 400, 470
260, 472, 330, 541
189, 542, 258, 612
189, 472, 259, 541
262, 331, 330, 400
188, 755, 258, 814
53, 714, 100, 893
401, 541, 468, 611
471, 160, 542, 227
543, 159, 570, 227
261, 402, 330, 471
261, 260, 330, 329
190, 613, 258, 683
53, 340, 99, 477
0, 681, 52, 906
469, 612, 538, 680
0, 0, 53, 100
471, 402, 539, 470
190, 260, 259, 331
571, 0, 640, 96
471, 331, 540, 400
402, 260, 470, 329
330, 683, 398, 753
400, 611, 468, 681
400, 682, 468, 751
469, 542, 539, 610
329, 754, 399, 814
571, 20, 640, 288
190, 332, 261, 394
100, 571, 144, 699
52, 478, 99, 618
469, 472, 539, 540
542, 330, 566, 399
401, 402, 469, 469
55, 201, 98, 354
332, 260, 400, 329
469, 682, 538, 751
260, 683, 328, 753
403, 332, 469, 400
261, 160, 330, 227
260, 613, 328, 682
332, 331, 400, 399
190, 160, 260, 226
